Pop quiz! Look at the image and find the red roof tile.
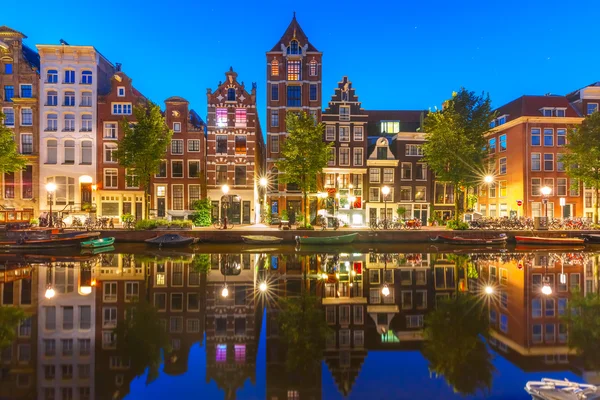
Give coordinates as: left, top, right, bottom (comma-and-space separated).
495, 95, 581, 122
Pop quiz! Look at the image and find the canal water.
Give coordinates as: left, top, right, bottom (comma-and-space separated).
1, 243, 598, 399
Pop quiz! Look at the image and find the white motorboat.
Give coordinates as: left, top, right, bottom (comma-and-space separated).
525, 378, 599, 399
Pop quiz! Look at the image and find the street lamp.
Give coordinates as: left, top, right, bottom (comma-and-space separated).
381, 186, 390, 229
221, 184, 230, 229
259, 282, 267, 292
484, 285, 494, 295
45, 182, 57, 228
259, 177, 268, 188
542, 282, 553, 296
484, 175, 494, 184
541, 186, 552, 220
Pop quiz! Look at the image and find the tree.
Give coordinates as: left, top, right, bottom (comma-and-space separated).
0, 111, 27, 174
0, 306, 26, 350
114, 102, 173, 219
563, 291, 600, 370
563, 112, 600, 223
276, 112, 332, 227
423, 89, 495, 223
423, 295, 494, 395
190, 198, 213, 227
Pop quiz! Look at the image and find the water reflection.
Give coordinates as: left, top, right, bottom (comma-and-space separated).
0, 246, 598, 399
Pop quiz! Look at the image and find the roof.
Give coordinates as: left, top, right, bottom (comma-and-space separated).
189, 109, 205, 129
366, 110, 426, 133
0, 25, 26, 38
21, 44, 40, 72
165, 96, 189, 103
494, 95, 580, 122
269, 13, 319, 52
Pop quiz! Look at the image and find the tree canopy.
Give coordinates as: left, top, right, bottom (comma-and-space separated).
0, 111, 27, 174
0, 306, 26, 350
563, 291, 600, 370
114, 102, 172, 219
563, 112, 600, 223
423, 89, 495, 222
276, 112, 332, 227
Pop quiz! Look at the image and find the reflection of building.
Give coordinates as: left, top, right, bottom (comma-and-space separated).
37, 261, 96, 400
0, 26, 40, 215
96, 66, 146, 221
0, 259, 37, 398
321, 77, 368, 226
37, 42, 114, 219
206, 68, 263, 224
205, 253, 261, 400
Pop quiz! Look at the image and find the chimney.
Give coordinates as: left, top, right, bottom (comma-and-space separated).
115, 63, 122, 72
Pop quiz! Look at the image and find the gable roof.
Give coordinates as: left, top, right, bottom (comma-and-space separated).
269, 13, 319, 52
0, 26, 26, 38
494, 95, 580, 122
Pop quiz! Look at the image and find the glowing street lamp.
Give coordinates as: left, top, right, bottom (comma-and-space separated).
259, 177, 268, 188
259, 282, 268, 292
484, 175, 494, 184
45, 285, 55, 299
484, 285, 494, 295
541, 186, 552, 220
45, 182, 57, 227
541, 283, 553, 296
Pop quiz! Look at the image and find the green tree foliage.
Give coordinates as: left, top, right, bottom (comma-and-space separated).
563, 291, 600, 370
276, 112, 332, 227
423, 89, 495, 222
0, 111, 27, 173
423, 295, 494, 395
114, 301, 171, 385
563, 112, 600, 223
190, 199, 213, 227
277, 293, 331, 374
0, 306, 26, 350
114, 102, 173, 219
192, 253, 211, 274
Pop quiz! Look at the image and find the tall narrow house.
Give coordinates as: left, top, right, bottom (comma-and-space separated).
0, 26, 40, 217
266, 14, 322, 219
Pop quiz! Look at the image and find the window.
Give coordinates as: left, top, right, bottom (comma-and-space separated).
46, 139, 57, 164
544, 153, 554, 171
531, 153, 541, 171
353, 148, 363, 166
557, 153, 565, 172
171, 139, 184, 155
104, 143, 118, 163
3, 63, 12, 74
271, 84, 279, 101
62, 114, 75, 132
381, 121, 400, 134
531, 128, 541, 146
369, 168, 380, 183
326, 126, 335, 141
545, 298, 555, 317
354, 126, 363, 141
499, 180, 507, 197
235, 166, 247, 185
383, 168, 394, 183
558, 298, 568, 316
21, 166, 32, 199
587, 103, 598, 115
340, 106, 350, 121
104, 122, 117, 139
500, 314, 508, 333
271, 59, 279, 76
309, 59, 318, 76
79, 141, 92, 165
287, 60, 301, 80
187, 139, 200, 152
533, 324, 543, 343
339, 148, 350, 166
287, 86, 301, 107
270, 134, 279, 153
64, 140, 75, 164
20, 84, 32, 98
216, 165, 228, 185
310, 84, 317, 101
46, 69, 58, 83
542, 108, 553, 117
61, 339, 73, 356
103, 307, 117, 328
21, 108, 32, 126
172, 122, 181, 133
188, 160, 200, 178
369, 288, 381, 304
4, 85, 13, 102
498, 157, 507, 175
44, 90, 58, 107
2, 107, 14, 126
44, 339, 56, 356
369, 187, 380, 202
499, 134, 507, 151
235, 108, 247, 125
64, 70, 75, 84
19, 133, 32, 155
400, 186, 412, 201
557, 129, 566, 146
544, 128, 554, 146
216, 135, 227, 154
339, 126, 350, 141
81, 114, 92, 131
488, 138, 496, 153
401, 162, 412, 180
405, 144, 423, 156
152, 160, 166, 178
270, 110, 279, 128
171, 161, 183, 178
557, 178, 567, 196
531, 178, 541, 196
235, 135, 246, 154
64, 91, 75, 106
112, 103, 132, 115
556, 109, 566, 117
226, 88, 236, 101
328, 147, 335, 166
81, 70, 93, 84
413, 185, 425, 201
104, 169, 118, 188
117, 86, 125, 97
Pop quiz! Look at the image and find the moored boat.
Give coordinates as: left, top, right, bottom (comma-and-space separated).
145, 234, 198, 247
514, 236, 585, 245
0, 228, 100, 249
582, 234, 600, 243
80, 237, 115, 248
81, 245, 115, 255
525, 378, 597, 400
431, 234, 507, 245
241, 235, 283, 244
295, 232, 358, 245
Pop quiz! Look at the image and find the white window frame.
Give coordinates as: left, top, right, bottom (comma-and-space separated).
173, 122, 181, 132
117, 86, 125, 97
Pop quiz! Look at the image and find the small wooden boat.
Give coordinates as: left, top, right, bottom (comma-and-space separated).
431, 234, 507, 245
525, 378, 597, 400
80, 237, 115, 248
145, 234, 198, 248
81, 245, 114, 255
0, 228, 100, 249
295, 233, 358, 245
582, 234, 600, 243
241, 235, 283, 244
514, 236, 585, 245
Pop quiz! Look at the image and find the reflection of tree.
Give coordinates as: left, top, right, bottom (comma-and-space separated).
0, 306, 25, 350
114, 301, 171, 385
192, 253, 211, 274
278, 293, 331, 374
423, 295, 494, 396
563, 292, 600, 370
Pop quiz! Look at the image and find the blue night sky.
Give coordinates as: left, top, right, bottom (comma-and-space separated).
3, 0, 599, 121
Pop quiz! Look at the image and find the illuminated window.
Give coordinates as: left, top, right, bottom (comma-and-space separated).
381, 121, 399, 134
309, 60, 317, 76
405, 144, 423, 156
287, 60, 301, 81
216, 344, 227, 363
271, 59, 279, 76
235, 108, 247, 124
499, 180, 507, 197
235, 136, 246, 154
234, 344, 246, 363
216, 108, 227, 127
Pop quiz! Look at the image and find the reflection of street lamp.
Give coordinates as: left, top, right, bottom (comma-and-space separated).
221, 284, 229, 298
45, 265, 55, 299
381, 253, 391, 297
45, 182, 57, 228
381, 186, 390, 229
484, 285, 494, 295
221, 184, 230, 229
542, 282, 553, 296
259, 282, 267, 292
541, 186, 552, 220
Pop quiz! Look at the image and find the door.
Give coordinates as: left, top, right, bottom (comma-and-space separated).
231, 196, 241, 224
369, 208, 377, 224
242, 201, 251, 224
81, 183, 92, 206
135, 202, 143, 220
157, 198, 166, 218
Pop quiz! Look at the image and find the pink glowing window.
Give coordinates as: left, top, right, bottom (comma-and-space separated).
234, 344, 246, 363
216, 344, 227, 363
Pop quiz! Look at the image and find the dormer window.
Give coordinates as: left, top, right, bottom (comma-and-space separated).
227, 88, 236, 101
541, 108, 553, 117
380, 121, 400, 134
555, 109, 566, 118
287, 40, 300, 55
497, 115, 507, 125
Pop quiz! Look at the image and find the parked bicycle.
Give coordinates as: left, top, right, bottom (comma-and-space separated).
213, 217, 234, 229
71, 217, 83, 228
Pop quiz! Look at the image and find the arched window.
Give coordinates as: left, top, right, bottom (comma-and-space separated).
81, 91, 92, 107
81, 141, 92, 165
64, 91, 75, 106
309, 60, 317, 76
64, 114, 75, 131
81, 70, 92, 85
47, 69, 58, 83
46, 139, 57, 164
81, 114, 92, 132
46, 113, 58, 132
287, 40, 300, 55
227, 88, 236, 101
46, 90, 57, 106
271, 59, 279, 76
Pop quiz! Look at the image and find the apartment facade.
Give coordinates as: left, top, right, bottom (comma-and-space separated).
0, 26, 40, 216
96, 67, 146, 220
364, 136, 398, 223
36, 43, 113, 222
206, 68, 261, 224
321, 77, 368, 226
266, 14, 322, 218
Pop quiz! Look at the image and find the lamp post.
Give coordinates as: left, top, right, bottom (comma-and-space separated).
541, 186, 552, 221
221, 184, 230, 229
381, 186, 390, 229
45, 182, 57, 228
